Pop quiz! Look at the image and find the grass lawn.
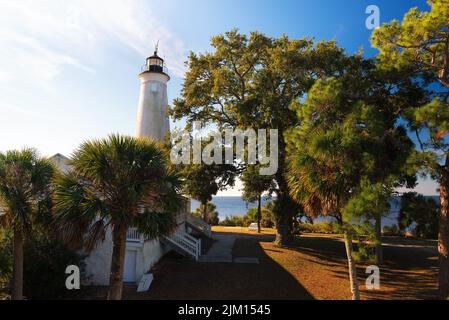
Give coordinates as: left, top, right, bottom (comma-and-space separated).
72, 226, 438, 300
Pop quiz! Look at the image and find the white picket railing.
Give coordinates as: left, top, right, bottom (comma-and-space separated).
126, 227, 144, 243
184, 232, 201, 258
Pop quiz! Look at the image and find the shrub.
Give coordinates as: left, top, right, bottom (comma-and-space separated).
0, 229, 12, 289
0, 228, 86, 299
296, 221, 339, 234
219, 215, 245, 227
22, 233, 86, 299
245, 208, 275, 228
398, 193, 438, 239
382, 224, 399, 236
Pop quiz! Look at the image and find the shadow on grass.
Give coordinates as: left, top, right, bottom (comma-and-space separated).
134, 231, 314, 300
71, 231, 438, 300
284, 235, 438, 300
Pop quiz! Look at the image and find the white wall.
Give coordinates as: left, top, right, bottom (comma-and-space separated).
82, 227, 113, 286
82, 230, 170, 285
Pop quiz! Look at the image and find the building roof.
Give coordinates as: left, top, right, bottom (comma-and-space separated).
49, 153, 71, 173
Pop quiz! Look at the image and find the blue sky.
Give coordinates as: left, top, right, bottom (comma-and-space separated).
0, 0, 437, 196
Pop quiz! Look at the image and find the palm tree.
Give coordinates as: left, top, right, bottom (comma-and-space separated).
53, 134, 182, 300
287, 147, 361, 300
0, 149, 54, 300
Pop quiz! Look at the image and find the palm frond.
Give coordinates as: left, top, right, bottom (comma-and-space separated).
53, 172, 105, 248
0, 148, 55, 235
54, 134, 181, 247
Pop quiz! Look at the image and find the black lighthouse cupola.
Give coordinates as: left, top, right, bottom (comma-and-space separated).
145, 43, 165, 73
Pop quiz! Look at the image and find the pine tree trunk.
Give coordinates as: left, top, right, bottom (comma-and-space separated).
438, 158, 449, 299
375, 214, 383, 265
201, 202, 207, 222
344, 231, 360, 300
12, 227, 24, 300
257, 194, 262, 234
107, 225, 127, 300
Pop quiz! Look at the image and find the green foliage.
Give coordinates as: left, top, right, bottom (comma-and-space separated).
22, 232, 86, 299
371, 0, 449, 88
219, 204, 275, 227
383, 224, 400, 236
241, 166, 274, 203
219, 215, 246, 227
352, 242, 376, 263
193, 202, 219, 226
372, 0, 449, 179
53, 134, 181, 250
171, 29, 349, 240
286, 52, 416, 273
287, 56, 414, 224
0, 226, 85, 299
0, 228, 12, 288
180, 162, 236, 208
296, 221, 338, 234
342, 179, 391, 230
245, 207, 275, 228
0, 148, 54, 234
351, 223, 377, 263
415, 98, 449, 132
398, 192, 439, 239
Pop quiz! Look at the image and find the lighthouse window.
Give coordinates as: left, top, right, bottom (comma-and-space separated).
149, 57, 162, 66
150, 83, 158, 92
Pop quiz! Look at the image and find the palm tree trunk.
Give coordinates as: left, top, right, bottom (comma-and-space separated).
375, 214, 383, 265
257, 194, 262, 234
107, 225, 127, 300
344, 230, 360, 300
12, 227, 24, 300
438, 158, 449, 299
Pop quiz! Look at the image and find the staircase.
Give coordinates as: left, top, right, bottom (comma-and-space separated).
162, 231, 201, 260
185, 213, 212, 238
125, 210, 210, 261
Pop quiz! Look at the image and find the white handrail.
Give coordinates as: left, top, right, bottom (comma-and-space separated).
185, 233, 201, 256
126, 226, 201, 260
164, 231, 201, 260
184, 232, 199, 244
185, 213, 212, 237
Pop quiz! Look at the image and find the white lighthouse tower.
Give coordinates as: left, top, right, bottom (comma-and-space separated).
135, 46, 170, 141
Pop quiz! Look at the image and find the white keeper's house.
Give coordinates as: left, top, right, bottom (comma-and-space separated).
50, 50, 211, 285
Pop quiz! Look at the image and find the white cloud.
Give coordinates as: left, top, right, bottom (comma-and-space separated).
0, 0, 187, 88
1, 103, 38, 116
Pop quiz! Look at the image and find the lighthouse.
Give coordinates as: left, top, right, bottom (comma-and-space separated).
135, 46, 170, 141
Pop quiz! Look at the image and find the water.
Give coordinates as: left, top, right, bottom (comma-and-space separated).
191, 196, 270, 221
191, 195, 440, 228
